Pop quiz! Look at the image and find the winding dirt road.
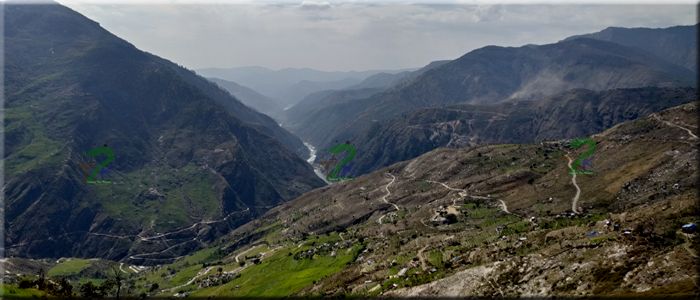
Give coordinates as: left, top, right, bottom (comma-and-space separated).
139, 208, 250, 241
235, 245, 262, 263
377, 173, 400, 224
119, 263, 128, 274
129, 237, 199, 260
428, 180, 516, 215
498, 200, 511, 214
162, 266, 216, 293
652, 114, 698, 140
565, 154, 581, 214
426, 180, 467, 195
382, 173, 399, 210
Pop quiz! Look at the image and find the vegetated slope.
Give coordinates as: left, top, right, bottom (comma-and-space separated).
95, 102, 697, 297
565, 24, 697, 73
340, 87, 696, 176
289, 32, 696, 158
208, 77, 283, 120
158, 60, 309, 157
3, 3, 324, 261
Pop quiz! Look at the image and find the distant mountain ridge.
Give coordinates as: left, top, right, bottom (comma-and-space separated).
208, 77, 284, 120
282, 60, 450, 136
196, 66, 415, 108
565, 24, 697, 73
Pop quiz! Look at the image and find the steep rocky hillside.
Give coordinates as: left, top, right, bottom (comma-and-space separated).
288, 35, 696, 152
208, 77, 284, 120
217, 102, 698, 297
4, 3, 324, 261
18, 102, 693, 297
339, 87, 696, 176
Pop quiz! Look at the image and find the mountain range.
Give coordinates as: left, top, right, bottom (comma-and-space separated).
284, 25, 697, 177
3, 3, 698, 298
282, 60, 450, 127
4, 3, 324, 260
196, 66, 414, 108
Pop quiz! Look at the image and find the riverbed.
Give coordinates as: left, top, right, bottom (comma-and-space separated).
304, 142, 329, 184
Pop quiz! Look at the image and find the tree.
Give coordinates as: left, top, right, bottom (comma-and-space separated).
36, 268, 46, 290
80, 282, 101, 298
149, 283, 159, 292
445, 213, 458, 224
57, 278, 74, 297
18, 277, 35, 289
113, 266, 123, 299
99, 279, 115, 297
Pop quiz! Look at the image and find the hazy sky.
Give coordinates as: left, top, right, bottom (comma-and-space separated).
61, 1, 696, 71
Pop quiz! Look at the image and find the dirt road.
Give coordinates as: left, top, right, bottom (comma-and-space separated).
382, 173, 399, 210
652, 114, 698, 139
498, 200, 511, 214
428, 180, 514, 215
377, 173, 399, 224
565, 154, 581, 214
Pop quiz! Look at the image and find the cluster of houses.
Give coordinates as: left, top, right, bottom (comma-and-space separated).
430, 205, 460, 225
295, 240, 354, 260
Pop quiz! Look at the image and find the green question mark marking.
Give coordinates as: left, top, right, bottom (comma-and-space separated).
569, 138, 595, 175
326, 143, 356, 182
86, 146, 115, 184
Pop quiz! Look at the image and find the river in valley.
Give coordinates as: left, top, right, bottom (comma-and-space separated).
304, 142, 329, 184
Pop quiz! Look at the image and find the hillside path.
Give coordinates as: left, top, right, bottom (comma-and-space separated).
162, 266, 216, 293
498, 200, 511, 214
652, 114, 698, 139
565, 154, 581, 214
235, 245, 262, 263
426, 180, 467, 196
377, 173, 399, 224
129, 237, 198, 260
382, 173, 399, 210
428, 180, 516, 215
139, 208, 250, 241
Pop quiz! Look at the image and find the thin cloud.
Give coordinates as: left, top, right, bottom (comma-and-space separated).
63, 2, 696, 71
